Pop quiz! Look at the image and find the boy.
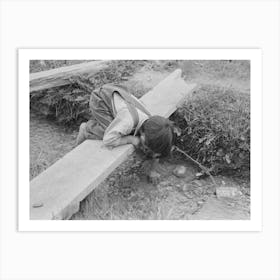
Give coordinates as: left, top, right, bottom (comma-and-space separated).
76, 84, 173, 182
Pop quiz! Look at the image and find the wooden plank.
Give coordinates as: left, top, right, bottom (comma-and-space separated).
140, 69, 194, 116
30, 69, 197, 220
30, 61, 109, 92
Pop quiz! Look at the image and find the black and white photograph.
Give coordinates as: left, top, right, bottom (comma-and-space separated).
26, 54, 253, 223
2, 1, 280, 280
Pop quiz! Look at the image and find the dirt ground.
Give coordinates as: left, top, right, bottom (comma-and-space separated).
30, 60, 250, 220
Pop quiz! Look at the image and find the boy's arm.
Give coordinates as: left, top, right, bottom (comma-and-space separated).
105, 135, 140, 148
103, 108, 139, 148
121, 135, 140, 146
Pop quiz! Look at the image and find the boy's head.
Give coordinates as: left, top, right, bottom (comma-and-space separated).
139, 115, 173, 158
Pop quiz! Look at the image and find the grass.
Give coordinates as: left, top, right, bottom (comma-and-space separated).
171, 83, 250, 177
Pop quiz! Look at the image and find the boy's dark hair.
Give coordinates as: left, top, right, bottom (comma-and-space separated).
141, 115, 173, 158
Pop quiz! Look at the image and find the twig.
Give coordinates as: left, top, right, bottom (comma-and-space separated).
172, 145, 218, 187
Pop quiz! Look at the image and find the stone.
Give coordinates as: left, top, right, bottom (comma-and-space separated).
172, 165, 187, 178
215, 186, 242, 199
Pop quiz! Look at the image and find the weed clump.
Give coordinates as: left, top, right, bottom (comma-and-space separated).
30, 60, 146, 127
171, 85, 250, 177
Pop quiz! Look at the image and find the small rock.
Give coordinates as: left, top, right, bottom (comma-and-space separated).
195, 172, 208, 179
32, 202, 44, 208
173, 165, 187, 178
216, 186, 242, 199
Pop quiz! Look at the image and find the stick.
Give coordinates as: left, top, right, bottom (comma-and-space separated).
172, 145, 218, 187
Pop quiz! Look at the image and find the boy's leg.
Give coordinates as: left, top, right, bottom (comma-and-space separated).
75, 88, 114, 146
75, 120, 105, 146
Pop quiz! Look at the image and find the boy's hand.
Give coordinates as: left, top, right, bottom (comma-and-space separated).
119, 136, 140, 147
104, 136, 140, 149
130, 136, 140, 147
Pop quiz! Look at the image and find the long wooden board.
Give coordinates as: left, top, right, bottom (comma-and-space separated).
30, 60, 109, 92
30, 69, 197, 220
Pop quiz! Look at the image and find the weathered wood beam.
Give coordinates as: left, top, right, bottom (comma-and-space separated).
30, 69, 197, 220
30, 61, 109, 92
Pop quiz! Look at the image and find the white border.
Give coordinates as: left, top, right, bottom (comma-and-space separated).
18, 49, 262, 232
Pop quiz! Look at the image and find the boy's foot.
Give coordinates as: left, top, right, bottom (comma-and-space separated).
75, 122, 87, 146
